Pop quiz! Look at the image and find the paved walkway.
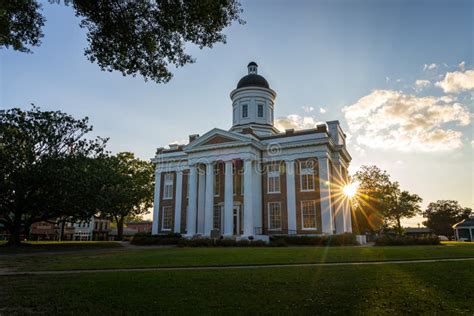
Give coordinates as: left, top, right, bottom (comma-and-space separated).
1, 257, 473, 276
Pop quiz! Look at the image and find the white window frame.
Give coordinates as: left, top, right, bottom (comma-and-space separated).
242, 104, 248, 118
301, 200, 317, 230
213, 204, 223, 230
267, 163, 281, 194
268, 202, 282, 231
163, 173, 174, 200
299, 161, 315, 192
161, 206, 173, 231
257, 104, 264, 117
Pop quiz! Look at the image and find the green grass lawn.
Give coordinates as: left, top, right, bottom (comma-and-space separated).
1, 261, 473, 315
1, 243, 473, 272
0, 241, 122, 254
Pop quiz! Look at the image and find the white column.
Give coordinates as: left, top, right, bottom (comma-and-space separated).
186, 165, 198, 236
243, 159, 254, 237
224, 160, 234, 236
197, 166, 206, 234
204, 162, 215, 236
152, 171, 161, 235
174, 171, 183, 233
285, 160, 297, 233
333, 164, 345, 234
318, 157, 334, 234
253, 161, 262, 230
343, 167, 352, 233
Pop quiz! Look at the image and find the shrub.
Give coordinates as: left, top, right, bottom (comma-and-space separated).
177, 238, 267, 247
374, 235, 440, 246
130, 232, 182, 246
270, 233, 358, 247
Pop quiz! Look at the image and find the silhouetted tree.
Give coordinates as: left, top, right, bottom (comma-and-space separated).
0, 106, 107, 246
422, 200, 472, 238
1, 0, 243, 83
97, 153, 154, 240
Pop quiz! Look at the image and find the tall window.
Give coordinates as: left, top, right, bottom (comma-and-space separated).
258, 104, 264, 117
242, 104, 248, 118
267, 163, 281, 193
162, 206, 173, 230
300, 160, 315, 191
301, 200, 317, 229
213, 205, 223, 230
268, 202, 282, 230
214, 164, 220, 196
163, 173, 174, 199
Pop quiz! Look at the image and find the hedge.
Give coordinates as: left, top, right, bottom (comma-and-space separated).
130, 233, 182, 246
177, 238, 267, 247
270, 233, 358, 246
374, 236, 440, 246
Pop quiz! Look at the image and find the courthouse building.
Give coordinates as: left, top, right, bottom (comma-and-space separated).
152, 62, 352, 239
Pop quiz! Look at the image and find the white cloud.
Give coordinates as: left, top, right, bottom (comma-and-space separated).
302, 106, 314, 113
274, 114, 323, 132
385, 76, 390, 82
414, 79, 431, 91
396, 78, 402, 83
423, 63, 438, 71
319, 107, 327, 114
342, 90, 471, 152
459, 61, 465, 71
435, 69, 474, 93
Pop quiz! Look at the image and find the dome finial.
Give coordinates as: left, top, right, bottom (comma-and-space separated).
248, 61, 258, 74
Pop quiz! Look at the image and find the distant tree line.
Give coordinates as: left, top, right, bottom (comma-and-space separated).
351, 165, 471, 238
0, 106, 154, 246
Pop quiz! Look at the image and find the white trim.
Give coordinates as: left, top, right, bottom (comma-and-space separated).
299, 160, 315, 192
267, 201, 282, 231
161, 206, 173, 231
267, 163, 281, 194
163, 173, 174, 200
301, 200, 318, 230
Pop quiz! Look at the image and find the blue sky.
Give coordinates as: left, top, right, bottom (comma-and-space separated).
1, 0, 473, 224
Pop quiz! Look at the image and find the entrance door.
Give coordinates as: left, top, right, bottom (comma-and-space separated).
233, 206, 241, 236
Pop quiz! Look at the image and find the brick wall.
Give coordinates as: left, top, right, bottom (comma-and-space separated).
262, 161, 288, 234
294, 158, 322, 234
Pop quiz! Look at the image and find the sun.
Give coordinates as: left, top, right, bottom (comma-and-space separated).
343, 182, 359, 198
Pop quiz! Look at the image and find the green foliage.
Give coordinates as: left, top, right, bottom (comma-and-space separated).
2, 0, 243, 83
422, 200, 472, 238
375, 235, 440, 246
97, 152, 154, 240
0, 0, 45, 52
270, 233, 358, 246
0, 106, 107, 245
351, 165, 422, 235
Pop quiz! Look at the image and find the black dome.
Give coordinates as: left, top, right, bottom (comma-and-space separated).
237, 74, 270, 89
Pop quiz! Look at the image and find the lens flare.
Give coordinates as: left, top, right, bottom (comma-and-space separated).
343, 182, 359, 198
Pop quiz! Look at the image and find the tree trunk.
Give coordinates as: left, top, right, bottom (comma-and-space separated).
59, 220, 66, 241
117, 217, 124, 241
396, 217, 403, 236
7, 219, 22, 247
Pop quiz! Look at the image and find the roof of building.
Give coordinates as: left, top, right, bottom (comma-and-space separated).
237, 73, 270, 89
453, 217, 474, 228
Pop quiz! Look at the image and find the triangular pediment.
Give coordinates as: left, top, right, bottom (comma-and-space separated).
184, 128, 259, 152
201, 135, 237, 146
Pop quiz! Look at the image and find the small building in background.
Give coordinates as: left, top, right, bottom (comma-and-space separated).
30, 221, 58, 240
71, 217, 111, 241
127, 221, 152, 233
454, 217, 474, 241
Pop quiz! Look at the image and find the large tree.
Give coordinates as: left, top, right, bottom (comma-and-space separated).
350, 165, 422, 234
0, 106, 107, 245
384, 188, 422, 235
1, 0, 243, 83
350, 165, 394, 233
98, 152, 154, 240
422, 200, 472, 238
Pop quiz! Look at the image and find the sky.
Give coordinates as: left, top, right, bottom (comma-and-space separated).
1, 0, 473, 226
